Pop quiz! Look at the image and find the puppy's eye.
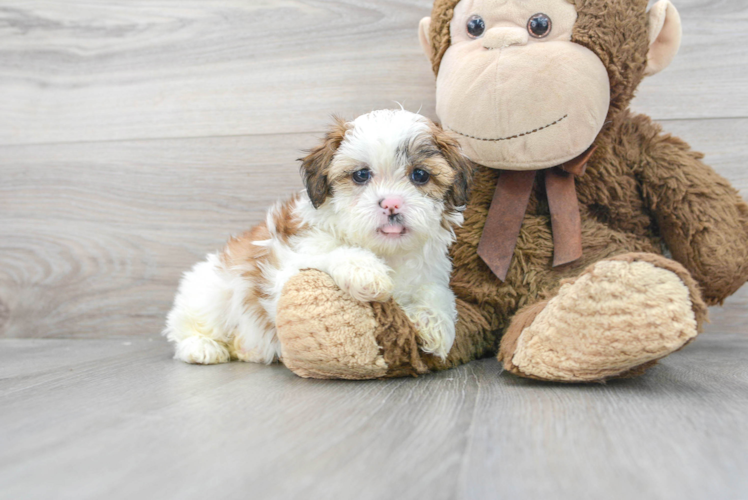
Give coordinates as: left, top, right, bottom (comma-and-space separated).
352, 169, 371, 185
410, 168, 430, 185
466, 15, 485, 39
527, 13, 552, 38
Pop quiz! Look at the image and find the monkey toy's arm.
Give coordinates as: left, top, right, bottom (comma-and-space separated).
632, 114, 748, 304
275, 268, 493, 379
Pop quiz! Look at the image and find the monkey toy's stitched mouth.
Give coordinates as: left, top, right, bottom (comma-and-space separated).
448, 114, 568, 142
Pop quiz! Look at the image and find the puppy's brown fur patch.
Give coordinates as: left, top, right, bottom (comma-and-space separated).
428, 123, 474, 210
395, 123, 473, 212
299, 116, 351, 209
221, 194, 304, 358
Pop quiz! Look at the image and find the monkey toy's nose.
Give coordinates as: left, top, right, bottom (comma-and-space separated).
482, 27, 529, 50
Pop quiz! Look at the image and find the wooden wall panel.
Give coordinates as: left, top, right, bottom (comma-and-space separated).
0, 0, 746, 338
0, 0, 744, 146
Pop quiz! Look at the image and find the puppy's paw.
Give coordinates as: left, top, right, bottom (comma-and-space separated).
332, 259, 394, 303
233, 336, 280, 365
405, 306, 455, 360
174, 336, 231, 365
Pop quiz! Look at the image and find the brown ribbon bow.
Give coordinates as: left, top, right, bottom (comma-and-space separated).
476, 146, 597, 281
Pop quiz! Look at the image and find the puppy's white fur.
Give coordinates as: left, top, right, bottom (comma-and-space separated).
164, 110, 469, 365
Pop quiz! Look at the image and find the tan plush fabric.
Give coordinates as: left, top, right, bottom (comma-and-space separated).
428, 0, 652, 120
501, 254, 706, 382
645, 0, 682, 76
276, 270, 388, 380
277, 271, 499, 379
431, 0, 611, 170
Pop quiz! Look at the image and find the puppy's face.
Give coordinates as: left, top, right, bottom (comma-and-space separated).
300, 110, 473, 255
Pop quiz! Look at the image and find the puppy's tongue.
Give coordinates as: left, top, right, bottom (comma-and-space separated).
381, 224, 405, 235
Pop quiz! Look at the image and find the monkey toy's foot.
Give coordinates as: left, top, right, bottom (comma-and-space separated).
275, 270, 388, 379
499, 253, 709, 382
276, 270, 435, 380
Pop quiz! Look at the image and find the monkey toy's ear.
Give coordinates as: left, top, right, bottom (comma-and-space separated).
645, 0, 683, 76
419, 17, 433, 62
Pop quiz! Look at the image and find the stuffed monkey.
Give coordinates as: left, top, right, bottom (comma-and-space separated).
274, 0, 748, 382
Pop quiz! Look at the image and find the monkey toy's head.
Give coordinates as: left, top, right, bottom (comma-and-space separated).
419, 0, 682, 170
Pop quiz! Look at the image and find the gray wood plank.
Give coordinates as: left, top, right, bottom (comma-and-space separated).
460, 335, 748, 500
0, 132, 316, 339
0, 338, 156, 381
0, 335, 746, 500
0, 0, 745, 147
0, 0, 437, 146
632, 0, 748, 120
1, 119, 747, 339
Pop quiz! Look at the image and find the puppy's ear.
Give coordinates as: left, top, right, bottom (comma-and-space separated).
299, 116, 350, 209
430, 123, 474, 208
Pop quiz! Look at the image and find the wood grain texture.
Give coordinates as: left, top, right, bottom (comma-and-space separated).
0, 132, 317, 338
0, 0, 745, 147
0, 0, 746, 340
0, 335, 746, 500
0, 0, 436, 146
632, 0, 748, 120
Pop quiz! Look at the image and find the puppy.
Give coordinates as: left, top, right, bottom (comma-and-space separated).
164, 109, 472, 365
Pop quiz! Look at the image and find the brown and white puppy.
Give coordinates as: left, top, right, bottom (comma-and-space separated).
164, 109, 472, 365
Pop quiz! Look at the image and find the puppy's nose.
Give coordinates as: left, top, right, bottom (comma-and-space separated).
379, 196, 404, 215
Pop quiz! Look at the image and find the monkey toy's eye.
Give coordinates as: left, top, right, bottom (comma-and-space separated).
352, 169, 372, 184
410, 168, 431, 185
466, 15, 486, 39
527, 13, 552, 39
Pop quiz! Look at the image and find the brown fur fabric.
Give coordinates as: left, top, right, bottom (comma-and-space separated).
276, 0, 748, 382
444, 107, 748, 381
369, 297, 498, 377
426, 0, 747, 373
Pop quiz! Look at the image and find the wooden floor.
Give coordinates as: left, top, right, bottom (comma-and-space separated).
1, 335, 747, 500
0, 0, 747, 499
